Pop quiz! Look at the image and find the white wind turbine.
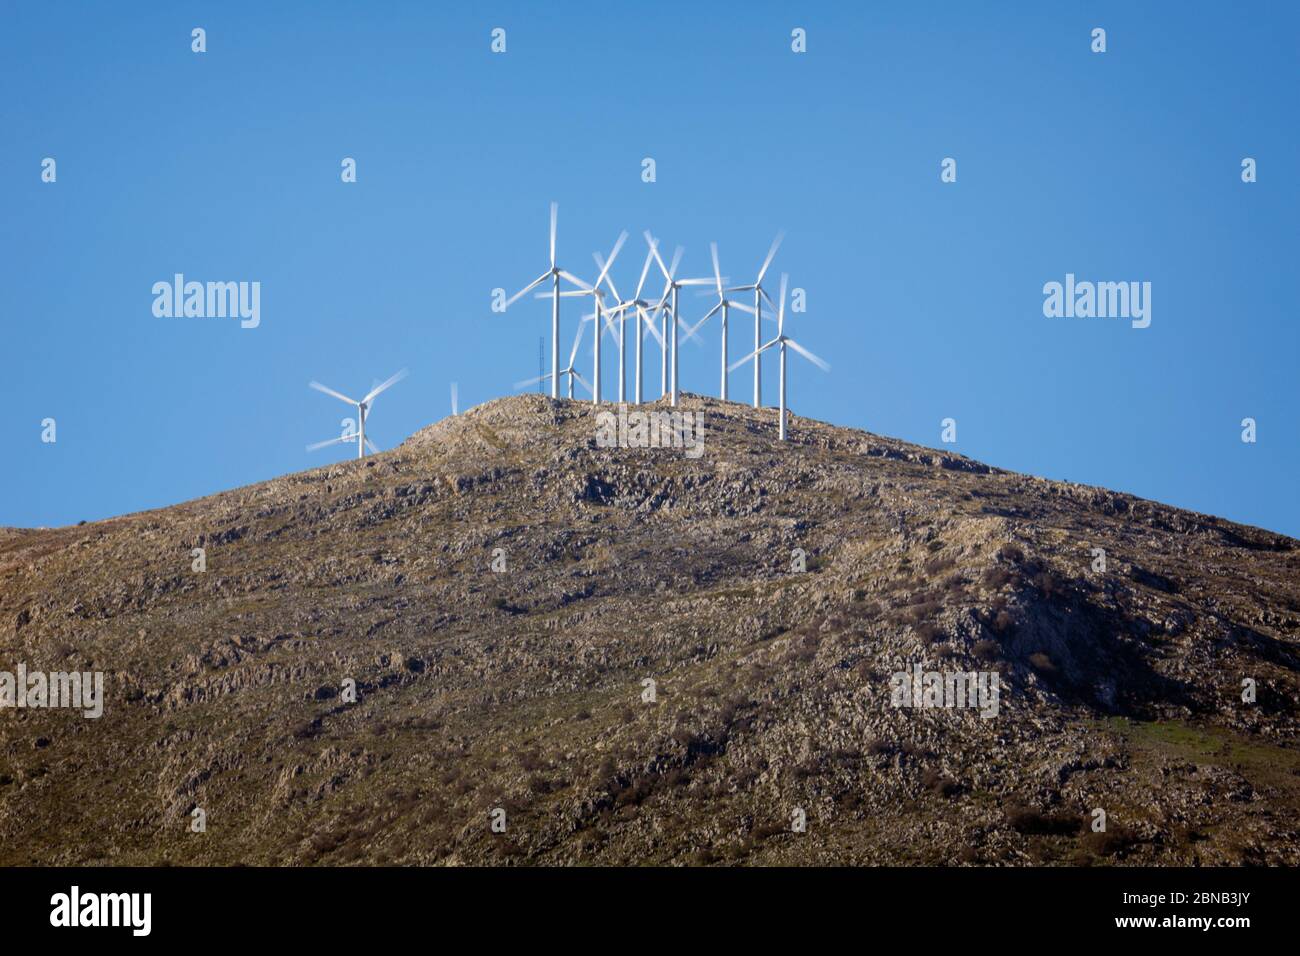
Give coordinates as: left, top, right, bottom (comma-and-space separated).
503, 202, 589, 399
590, 246, 681, 404
725, 232, 784, 408
645, 241, 681, 398
514, 314, 594, 399
601, 245, 652, 404
592, 250, 630, 403
545, 231, 627, 405
307, 369, 408, 459
680, 242, 757, 401
603, 245, 669, 404
728, 274, 828, 440
645, 232, 714, 406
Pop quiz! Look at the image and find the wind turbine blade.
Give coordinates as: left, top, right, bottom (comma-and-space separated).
676, 277, 716, 287
668, 246, 684, 281
777, 274, 788, 335
549, 202, 557, 268
594, 231, 628, 290
711, 242, 723, 296
593, 252, 622, 301
728, 347, 767, 373
514, 373, 552, 389
634, 247, 654, 299
644, 232, 671, 281
309, 381, 358, 406
571, 370, 592, 394
681, 303, 721, 344
728, 300, 757, 315
755, 231, 784, 286
641, 307, 665, 348
558, 269, 592, 291
603, 310, 621, 342
363, 368, 408, 405
306, 434, 352, 451
505, 272, 550, 308
568, 321, 586, 367
785, 337, 831, 372
365, 437, 380, 454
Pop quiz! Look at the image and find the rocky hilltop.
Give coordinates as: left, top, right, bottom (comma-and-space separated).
2, 394, 1297, 865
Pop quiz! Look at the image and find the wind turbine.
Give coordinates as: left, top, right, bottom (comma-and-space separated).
592, 250, 629, 404
503, 203, 588, 399
645, 241, 681, 397
604, 245, 668, 404
514, 314, 593, 399
645, 232, 713, 406
307, 369, 408, 459
545, 231, 627, 404
680, 242, 757, 401
725, 232, 784, 408
728, 274, 828, 440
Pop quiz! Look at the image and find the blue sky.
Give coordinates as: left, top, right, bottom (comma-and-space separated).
3, 2, 1297, 536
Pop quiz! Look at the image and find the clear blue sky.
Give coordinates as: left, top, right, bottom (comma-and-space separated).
3, 2, 1297, 536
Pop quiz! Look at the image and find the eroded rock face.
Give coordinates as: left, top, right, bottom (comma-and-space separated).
1, 393, 1297, 866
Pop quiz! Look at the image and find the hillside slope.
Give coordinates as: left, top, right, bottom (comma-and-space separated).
2, 394, 1298, 865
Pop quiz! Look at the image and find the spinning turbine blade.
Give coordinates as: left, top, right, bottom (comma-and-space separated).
644, 232, 670, 281
365, 438, 379, 455
681, 302, 722, 345
641, 306, 665, 348
309, 381, 358, 406
711, 242, 723, 296
514, 373, 553, 390
728, 341, 777, 373
363, 368, 408, 405
603, 310, 620, 340
568, 320, 587, 368
756, 231, 784, 287
549, 202, 557, 268
505, 272, 550, 308
785, 338, 830, 372
667, 246, 684, 281
651, 286, 671, 315
306, 434, 353, 451
634, 247, 654, 299
558, 269, 592, 291
777, 274, 788, 335
594, 231, 628, 290
593, 252, 622, 301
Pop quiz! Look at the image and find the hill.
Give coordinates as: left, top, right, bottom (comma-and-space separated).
2, 394, 1298, 865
